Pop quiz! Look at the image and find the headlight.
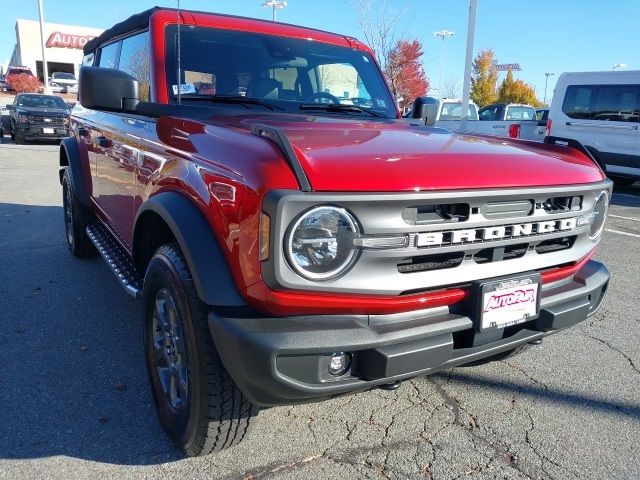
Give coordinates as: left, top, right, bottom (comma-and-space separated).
285, 206, 359, 280
589, 190, 609, 240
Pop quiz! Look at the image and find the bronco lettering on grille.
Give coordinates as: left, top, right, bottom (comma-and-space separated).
415, 218, 578, 247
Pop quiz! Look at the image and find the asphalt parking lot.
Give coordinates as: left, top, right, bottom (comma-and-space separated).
0, 140, 638, 480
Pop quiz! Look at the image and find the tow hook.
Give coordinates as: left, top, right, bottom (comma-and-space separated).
379, 381, 402, 391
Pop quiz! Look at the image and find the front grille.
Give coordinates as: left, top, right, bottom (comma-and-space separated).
481, 200, 534, 219
398, 252, 464, 273
27, 115, 66, 128
403, 203, 470, 225
474, 243, 528, 264
535, 236, 576, 254
543, 196, 582, 213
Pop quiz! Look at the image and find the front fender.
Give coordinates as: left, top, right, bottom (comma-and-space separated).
134, 191, 247, 307
59, 137, 91, 206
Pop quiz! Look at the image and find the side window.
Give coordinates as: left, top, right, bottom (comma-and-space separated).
118, 32, 151, 101
98, 42, 119, 69
562, 86, 593, 119
592, 85, 640, 122
505, 106, 535, 121
82, 52, 94, 66
479, 107, 497, 121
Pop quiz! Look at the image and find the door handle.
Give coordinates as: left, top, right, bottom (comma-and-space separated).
96, 136, 111, 148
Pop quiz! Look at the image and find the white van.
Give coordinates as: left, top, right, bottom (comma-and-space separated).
547, 70, 640, 185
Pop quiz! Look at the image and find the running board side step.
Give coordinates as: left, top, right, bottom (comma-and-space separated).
86, 224, 143, 299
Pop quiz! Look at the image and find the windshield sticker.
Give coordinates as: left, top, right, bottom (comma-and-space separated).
376, 99, 386, 107
172, 83, 196, 95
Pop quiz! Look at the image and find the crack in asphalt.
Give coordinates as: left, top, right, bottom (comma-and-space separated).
579, 327, 640, 375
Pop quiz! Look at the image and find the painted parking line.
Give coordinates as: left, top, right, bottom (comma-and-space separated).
609, 214, 640, 223
605, 228, 640, 239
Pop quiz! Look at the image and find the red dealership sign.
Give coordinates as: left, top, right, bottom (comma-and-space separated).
46, 32, 96, 49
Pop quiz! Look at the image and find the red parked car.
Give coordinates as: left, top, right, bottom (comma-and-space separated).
60, 7, 611, 455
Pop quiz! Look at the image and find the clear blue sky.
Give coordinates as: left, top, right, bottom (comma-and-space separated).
1, 0, 637, 101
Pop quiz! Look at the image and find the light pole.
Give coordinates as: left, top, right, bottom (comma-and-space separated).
434, 30, 454, 98
543, 72, 555, 105
459, 0, 476, 133
612, 63, 627, 70
262, 0, 287, 22
37, 0, 51, 94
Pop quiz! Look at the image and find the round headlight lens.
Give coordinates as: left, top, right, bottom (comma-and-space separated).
286, 206, 359, 280
590, 190, 609, 239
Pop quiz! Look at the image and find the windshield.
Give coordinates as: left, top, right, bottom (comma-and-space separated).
52, 72, 75, 80
165, 26, 397, 118
439, 102, 478, 120
17, 95, 67, 109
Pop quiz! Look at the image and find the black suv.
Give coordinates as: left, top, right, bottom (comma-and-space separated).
10, 93, 69, 144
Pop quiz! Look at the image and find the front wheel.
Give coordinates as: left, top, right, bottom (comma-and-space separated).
143, 244, 259, 456
62, 168, 96, 258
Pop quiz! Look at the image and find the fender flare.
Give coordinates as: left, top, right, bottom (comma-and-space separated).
134, 191, 247, 307
59, 137, 91, 206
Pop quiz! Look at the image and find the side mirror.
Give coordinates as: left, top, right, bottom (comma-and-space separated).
411, 96, 439, 126
79, 66, 139, 112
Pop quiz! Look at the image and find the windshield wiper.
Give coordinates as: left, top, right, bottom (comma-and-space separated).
173, 94, 283, 111
298, 103, 386, 118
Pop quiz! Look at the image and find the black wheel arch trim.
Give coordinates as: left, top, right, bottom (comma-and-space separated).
59, 137, 91, 206
134, 191, 247, 307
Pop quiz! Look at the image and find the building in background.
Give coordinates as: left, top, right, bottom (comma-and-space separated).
9, 19, 104, 82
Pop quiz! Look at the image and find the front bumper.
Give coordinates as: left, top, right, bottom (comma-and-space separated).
209, 260, 609, 407
17, 126, 69, 140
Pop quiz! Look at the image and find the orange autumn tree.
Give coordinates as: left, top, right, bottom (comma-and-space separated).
386, 39, 429, 110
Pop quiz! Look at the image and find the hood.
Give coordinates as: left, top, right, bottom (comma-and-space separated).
206, 113, 605, 192
16, 106, 68, 115
51, 78, 77, 84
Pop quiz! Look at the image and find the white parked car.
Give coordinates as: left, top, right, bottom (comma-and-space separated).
49, 72, 78, 94
546, 70, 640, 186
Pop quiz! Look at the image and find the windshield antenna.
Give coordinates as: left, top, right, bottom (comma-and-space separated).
177, 0, 182, 105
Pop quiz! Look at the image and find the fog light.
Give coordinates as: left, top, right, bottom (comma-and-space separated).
328, 352, 351, 376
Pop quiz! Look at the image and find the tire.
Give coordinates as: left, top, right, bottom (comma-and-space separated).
14, 129, 25, 144
608, 175, 638, 187
461, 344, 531, 367
61, 168, 96, 258
143, 243, 259, 456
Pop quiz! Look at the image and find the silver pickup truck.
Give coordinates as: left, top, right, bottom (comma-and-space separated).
407, 99, 541, 140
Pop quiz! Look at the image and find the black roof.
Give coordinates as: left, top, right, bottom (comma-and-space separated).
84, 7, 161, 53
84, 6, 353, 54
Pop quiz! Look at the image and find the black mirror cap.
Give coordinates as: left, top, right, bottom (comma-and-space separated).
411, 96, 439, 126
79, 66, 139, 112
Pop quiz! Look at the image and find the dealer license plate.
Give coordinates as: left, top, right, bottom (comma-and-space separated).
43, 128, 54, 134
478, 274, 541, 330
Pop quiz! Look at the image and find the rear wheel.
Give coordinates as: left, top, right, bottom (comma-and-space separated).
62, 168, 96, 258
143, 244, 259, 456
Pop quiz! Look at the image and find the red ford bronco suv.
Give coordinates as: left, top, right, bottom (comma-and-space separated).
60, 7, 611, 456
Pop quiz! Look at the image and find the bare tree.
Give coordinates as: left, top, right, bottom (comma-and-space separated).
354, 0, 407, 97
441, 77, 461, 99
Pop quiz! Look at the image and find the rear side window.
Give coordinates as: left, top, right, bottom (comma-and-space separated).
479, 106, 498, 121
562, 84, 640, 122
98, 42, 119, 68
505, 106, 535, 120
118, 32, 150, 101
